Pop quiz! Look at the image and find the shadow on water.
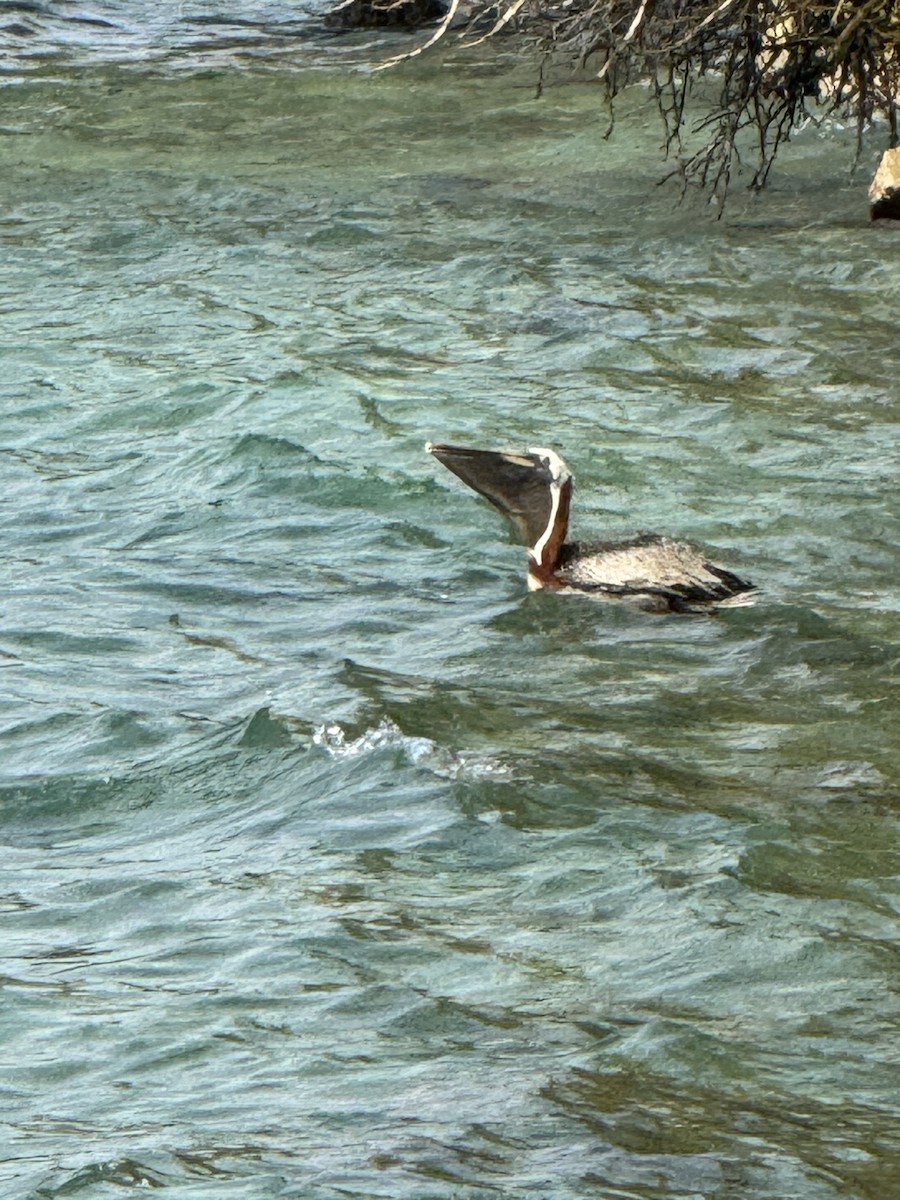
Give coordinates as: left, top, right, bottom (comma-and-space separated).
543, 1063, 900, 1200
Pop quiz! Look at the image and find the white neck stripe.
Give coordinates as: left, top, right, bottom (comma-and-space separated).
530, 480, 560, 567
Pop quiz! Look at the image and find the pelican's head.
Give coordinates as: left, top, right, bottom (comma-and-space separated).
426, 442, 573, 586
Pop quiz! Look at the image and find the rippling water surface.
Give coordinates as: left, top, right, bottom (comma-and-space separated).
2, 9, 899, 1198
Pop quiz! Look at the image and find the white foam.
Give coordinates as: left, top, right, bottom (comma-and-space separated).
313, 718, 510, 781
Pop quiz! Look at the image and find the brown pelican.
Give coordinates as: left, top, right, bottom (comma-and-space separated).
426, 442, 755, 613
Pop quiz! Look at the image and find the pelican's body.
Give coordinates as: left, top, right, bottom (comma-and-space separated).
426, 442, 755, 613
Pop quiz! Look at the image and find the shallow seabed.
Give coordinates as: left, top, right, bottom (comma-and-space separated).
2, 8, 899, 1199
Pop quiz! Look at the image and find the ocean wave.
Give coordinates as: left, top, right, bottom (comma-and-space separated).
313, 717, 511, 781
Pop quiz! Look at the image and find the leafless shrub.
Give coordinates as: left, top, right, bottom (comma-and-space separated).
379, 1, 900, 199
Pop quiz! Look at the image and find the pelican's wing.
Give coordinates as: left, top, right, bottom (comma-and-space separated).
559, 535, 755, 607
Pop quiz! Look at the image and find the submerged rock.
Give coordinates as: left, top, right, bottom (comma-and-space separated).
324, 0, 449, 30
869, 148, 900, 221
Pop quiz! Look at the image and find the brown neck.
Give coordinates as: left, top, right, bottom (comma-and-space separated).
529, 478, 572, 583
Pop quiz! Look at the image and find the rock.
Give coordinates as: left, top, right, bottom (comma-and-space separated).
869, 147, 900, 220
324, 0, 449, 30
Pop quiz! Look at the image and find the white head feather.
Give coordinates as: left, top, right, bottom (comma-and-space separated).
525, 448, 572, 566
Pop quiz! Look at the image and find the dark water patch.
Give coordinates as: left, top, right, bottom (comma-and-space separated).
4, 629, 140, 657
33, 1156, 171, 1194
731, 838, 900, 914
547, 1063, 900, 1200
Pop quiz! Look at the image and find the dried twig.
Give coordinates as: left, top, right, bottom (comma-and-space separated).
373, 0, 461, 69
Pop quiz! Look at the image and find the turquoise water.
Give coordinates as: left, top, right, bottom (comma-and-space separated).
2, 12, 899, 1199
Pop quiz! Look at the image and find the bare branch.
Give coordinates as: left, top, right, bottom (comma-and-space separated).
360, 0, 900, 197
373, 0, 461, 70
468, 0, 532, 49
622, 0, 651, 44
